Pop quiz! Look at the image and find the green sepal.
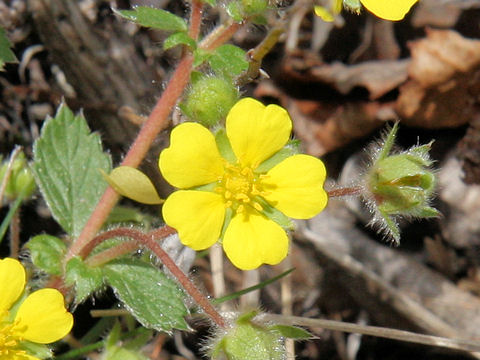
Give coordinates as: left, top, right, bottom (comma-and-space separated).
65, 256, 104, 304
163, 32, 196, 50
215, 128, 237, 164
103, 258, 190, 332
209, 44, 249, 79
25, 234, 67, 276
269, 325, 313, 340
114, 7, 187, 32
255, 140, 300, 173
256, 197, 294, 230
18, 341, 52, 360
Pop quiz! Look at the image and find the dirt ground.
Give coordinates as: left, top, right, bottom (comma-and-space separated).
2, 1, 480, 359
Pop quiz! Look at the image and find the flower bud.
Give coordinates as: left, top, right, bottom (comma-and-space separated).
210, 311, 285, 360
363, 123, 439, 243
0, 152, 36, 201
183, 76, 238, 127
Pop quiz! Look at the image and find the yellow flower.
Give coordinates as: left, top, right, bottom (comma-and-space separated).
0, 258, 73, 359
360, 0, 418, 20
159, 98, 328, 270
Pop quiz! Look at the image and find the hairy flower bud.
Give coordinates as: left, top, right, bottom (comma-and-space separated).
183, 76, 238, 127
209, 311, 286, 360
362, 123, 439, 243
0, 152, 36, 201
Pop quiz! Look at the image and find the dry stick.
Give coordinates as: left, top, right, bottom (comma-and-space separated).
261, 314, 480, 353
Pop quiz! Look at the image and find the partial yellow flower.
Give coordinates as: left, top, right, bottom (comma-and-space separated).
0, 258, 73, 359
159, 98, 328, 270
360, 0, 418, 21
314, 0, 418, 21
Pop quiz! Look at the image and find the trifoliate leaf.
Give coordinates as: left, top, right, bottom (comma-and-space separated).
164, 32, 196, 50
0, 27, 17, 70
25, 235, 67, 276
103, 258, 189, 332
66, 256, 104, 304
32, 103, 112, 237
102, 166, 163, 205
209, 44, 248, 79
114, 7, 187, 32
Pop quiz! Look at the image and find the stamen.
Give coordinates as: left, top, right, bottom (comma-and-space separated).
253, 202, 263, 211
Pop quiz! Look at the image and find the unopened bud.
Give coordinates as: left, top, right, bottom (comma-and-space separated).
183, 76, 238, 127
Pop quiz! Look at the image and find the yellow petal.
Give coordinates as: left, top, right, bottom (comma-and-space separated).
14, 288, 73, 344
159, 122, 224, 189
262, 154, 328, 219
314, 6, 335, 22
223, 210, 289, 270
360, 0, 418, 21
226, 98, 292, 168
162, 190, 225, 250
0, 258, 26, 314
103, 166, 163, 204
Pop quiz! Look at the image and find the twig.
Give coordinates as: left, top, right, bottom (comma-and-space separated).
260, 314, 480, 353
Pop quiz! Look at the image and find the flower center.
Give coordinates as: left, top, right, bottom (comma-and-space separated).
0, 321, 23, 358
215, 163, 267, 214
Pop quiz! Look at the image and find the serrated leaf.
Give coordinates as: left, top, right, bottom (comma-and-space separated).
209, 44, 248, 78
103, 259, 189, 332
114, 7, 187, 32
0, 27, 17, 70
226, 1, 244, 22
164, 32, 196, 50
102, 166, 163, 205
32, 103, 112, 237
25, 234, 67, 275
66, 256, 104, 303
269, 325, 313, 340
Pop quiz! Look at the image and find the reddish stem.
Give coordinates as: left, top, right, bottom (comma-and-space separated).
90, 227, 227, 328
67, 53, 194, 261
188, 0, 203, 41
85, 240, 138, 267
327, 186, 363, 198
201, 21, 242, 51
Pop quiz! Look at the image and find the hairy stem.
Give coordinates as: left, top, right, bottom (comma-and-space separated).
67, 53, 194, 261
200, 21, 242, 51
188, 0, 203, 41
327, 186, 363, 198
89, 227, 227, 328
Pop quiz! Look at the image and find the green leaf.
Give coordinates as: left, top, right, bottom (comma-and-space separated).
209, 44, 248, 79
66, 256, 104, 303
269, 325, 313, 340
193, 48, 211, 68
201, 0, 217, 5
164, 32, 196, 50
25, 235, 66, 275
103, 259, 189, 332
114, 7, 187, 32
226, 1, 244, 22
106, 205, 152, 225
32, 103, 112, 237
0, 27, 17, 70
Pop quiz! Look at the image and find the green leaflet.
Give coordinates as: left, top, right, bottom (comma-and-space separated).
103, 259, 190, 332
32, 103, 111, 237
115, 7, 187, 32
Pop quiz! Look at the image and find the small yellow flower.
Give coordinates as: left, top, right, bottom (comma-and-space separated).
0, 258, 73, 359
159, 98, 328, 270
360, 0, 418, 20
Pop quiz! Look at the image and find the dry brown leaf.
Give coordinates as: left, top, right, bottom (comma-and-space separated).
396, 29, 480, 128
